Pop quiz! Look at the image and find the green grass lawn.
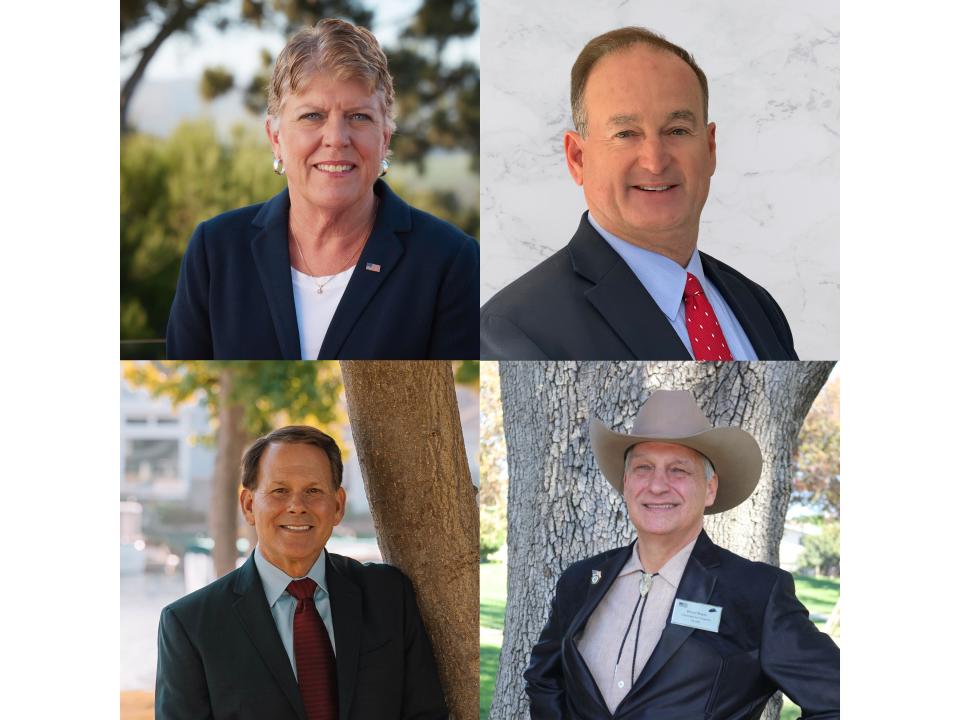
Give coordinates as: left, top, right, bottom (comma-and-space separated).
793, 575, 840, 622
480, 562, 507, 719
480, 560, 837, 720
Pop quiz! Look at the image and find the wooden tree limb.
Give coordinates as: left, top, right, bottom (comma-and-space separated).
341, 360, 479, 720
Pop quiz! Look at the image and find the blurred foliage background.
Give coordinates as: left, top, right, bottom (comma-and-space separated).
120, 0, 479, 356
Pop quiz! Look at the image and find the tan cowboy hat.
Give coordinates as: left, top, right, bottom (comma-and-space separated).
589, 389, 762, 514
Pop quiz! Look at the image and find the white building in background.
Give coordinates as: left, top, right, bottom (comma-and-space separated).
120, 381, 215, 510
780, 521, 823, 572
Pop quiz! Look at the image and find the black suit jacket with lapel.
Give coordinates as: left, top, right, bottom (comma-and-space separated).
155, 552, 448, 720
166, 180, 479, 360
524, 531, 839, 720
480, 214, 799, 360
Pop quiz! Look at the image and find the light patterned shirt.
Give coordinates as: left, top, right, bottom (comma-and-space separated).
575, 536, 698, 713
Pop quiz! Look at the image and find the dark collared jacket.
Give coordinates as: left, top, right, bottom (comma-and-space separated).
166, 180, 479, 360
156, 552, 448, 720
524, 531, 839, 719
480, 214, 799, 361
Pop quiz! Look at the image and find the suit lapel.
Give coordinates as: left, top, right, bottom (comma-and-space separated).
231, 556, 307, 720
702, 252, 783, 360
326, 552, 362, 720
250, 189, 302, 359
568, 544, 636, 638
559, 544, 637, 720
627, 531, 719, 698
569, 216, 692, 359
318, 180, 408, 358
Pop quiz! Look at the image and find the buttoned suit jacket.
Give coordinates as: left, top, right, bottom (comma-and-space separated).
156, 552, 448, 720
480, 215, 799, 360
166, 180, 479, 360
524, 531, 839, 720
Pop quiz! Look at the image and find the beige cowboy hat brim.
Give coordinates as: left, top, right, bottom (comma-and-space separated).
589, 419, 763, 514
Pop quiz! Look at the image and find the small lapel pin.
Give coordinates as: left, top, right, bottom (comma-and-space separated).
365, 262, 381, 273
591, 569, 602, 585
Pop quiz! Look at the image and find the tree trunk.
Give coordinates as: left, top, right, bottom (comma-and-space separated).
209, 368, 249, 578
489, 361, 834, 720
341, 361, 479, 720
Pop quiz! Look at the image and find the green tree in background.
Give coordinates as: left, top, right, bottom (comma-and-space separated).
479, 362, 507, 559
121, 0, 479, 351
123, 360, 343, 576
798, 522, 840, 577
121, 0, 478, 169
792, 378, 840, 518
120, 122, 287, 347
121, 0, 374, 134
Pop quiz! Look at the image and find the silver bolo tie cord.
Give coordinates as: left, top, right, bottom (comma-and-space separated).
614, 571, 658, 686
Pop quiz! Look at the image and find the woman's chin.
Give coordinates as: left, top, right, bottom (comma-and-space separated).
294, 181, 372, 214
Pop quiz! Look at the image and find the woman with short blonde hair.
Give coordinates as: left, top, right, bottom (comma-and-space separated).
167, 18, 478, 360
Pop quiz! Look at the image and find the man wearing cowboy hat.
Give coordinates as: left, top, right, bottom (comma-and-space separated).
524, 390, 839, 719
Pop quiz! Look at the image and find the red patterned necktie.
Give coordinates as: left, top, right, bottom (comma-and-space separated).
286, 578, 338, 720
683, 273, 733, 361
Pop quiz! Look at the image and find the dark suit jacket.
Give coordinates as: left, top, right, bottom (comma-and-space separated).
156, 552, 447, 720
480, 215, 798, 360
524, 531, 839, 720
166, 180, 479, 359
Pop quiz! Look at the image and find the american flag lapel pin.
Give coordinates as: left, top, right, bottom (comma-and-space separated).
365, 262, 381, 273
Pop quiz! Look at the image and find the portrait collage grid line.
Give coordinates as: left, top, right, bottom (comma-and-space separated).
118, 2, 840, 720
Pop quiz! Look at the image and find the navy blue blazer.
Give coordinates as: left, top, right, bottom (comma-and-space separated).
156, 552, 448, 720
166, 180, 479, 359
525, 531, 839, 720
480, 214, 798, 361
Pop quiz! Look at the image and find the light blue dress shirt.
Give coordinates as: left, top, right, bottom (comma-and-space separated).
587, 214, 758, 360
254, 546, 337, 679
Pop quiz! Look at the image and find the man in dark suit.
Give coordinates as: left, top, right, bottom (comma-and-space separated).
480, 27, 798, 361
525, 390, 839, 719
156, 426, 447, 720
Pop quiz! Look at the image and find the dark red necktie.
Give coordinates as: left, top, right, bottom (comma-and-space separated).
286, 578, 338, 720
683, 273, 733, 361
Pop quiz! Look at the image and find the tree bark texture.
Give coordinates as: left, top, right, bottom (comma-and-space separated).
341, 361, 479, 720
489, 361, 834, 720
210, 368, 250, 578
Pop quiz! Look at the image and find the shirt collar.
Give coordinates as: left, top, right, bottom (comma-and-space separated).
587, 213, 707, 322
253, 546, 329, 607
617, 535, 699, 589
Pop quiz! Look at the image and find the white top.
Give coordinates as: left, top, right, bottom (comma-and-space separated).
291, 265, 356, 359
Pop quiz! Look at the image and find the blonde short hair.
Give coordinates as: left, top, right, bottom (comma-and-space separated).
267, 18, 396, 130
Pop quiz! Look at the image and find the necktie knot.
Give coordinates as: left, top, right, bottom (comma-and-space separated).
287, 577, 318, 603
683, 272, 704, 300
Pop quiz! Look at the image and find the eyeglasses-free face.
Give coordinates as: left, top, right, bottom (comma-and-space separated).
240, 442, 346, 578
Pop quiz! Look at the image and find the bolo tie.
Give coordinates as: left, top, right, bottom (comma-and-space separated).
614, 571, 658, 687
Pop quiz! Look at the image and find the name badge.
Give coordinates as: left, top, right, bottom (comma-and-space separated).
671, 599, 722, 633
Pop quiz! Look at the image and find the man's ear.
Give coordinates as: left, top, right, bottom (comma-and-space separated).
564, 131, 586, 186
333, 486, 346, 526
706, 121, 717, 177
703, 473, 719, 508
240, 487, 256, 526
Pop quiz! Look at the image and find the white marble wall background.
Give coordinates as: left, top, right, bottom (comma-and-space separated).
479, 0, 839, 359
